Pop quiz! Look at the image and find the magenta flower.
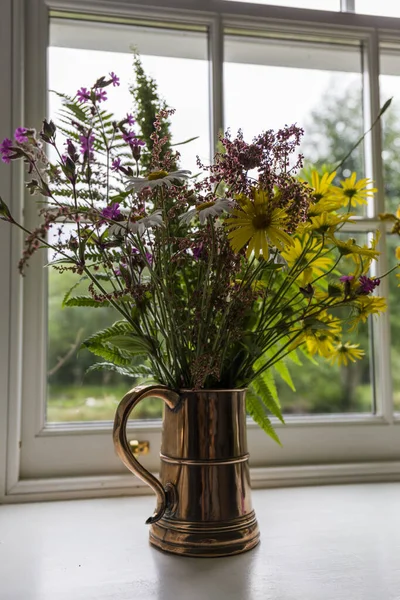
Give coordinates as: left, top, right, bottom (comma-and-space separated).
339, 275, 354, 283
0, 138, 13, 163
109, 72, 120, 87
96, 89, 107, 103
126, 113, 135, 126
79, 134, 95, 155
192, 245, 204, 261
77, 87, 90, 103
101, 203, 121, 220
111, 157, 122, 172
359, 276, 380, 294
15, 127, 28, 143
122, 130, 138, 145
145, 252, 153, 266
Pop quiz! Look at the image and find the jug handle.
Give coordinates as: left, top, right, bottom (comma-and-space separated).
113, 384, 180, 524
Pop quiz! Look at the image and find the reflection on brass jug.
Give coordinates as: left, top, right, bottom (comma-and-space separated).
113, 385, 260, 557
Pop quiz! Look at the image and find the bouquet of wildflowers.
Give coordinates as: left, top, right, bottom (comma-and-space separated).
0, 73, 396, 440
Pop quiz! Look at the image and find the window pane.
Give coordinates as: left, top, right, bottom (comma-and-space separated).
387, 236, 400, 412
46, 19, 209, 423
356, 0, 400, 17
224, 33, 366, 212
276, 233, 373, 415
223, 0, 340, 10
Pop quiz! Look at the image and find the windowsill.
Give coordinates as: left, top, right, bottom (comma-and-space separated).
1, 483, 399, 599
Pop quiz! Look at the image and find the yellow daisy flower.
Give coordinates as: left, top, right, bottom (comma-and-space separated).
349, 296, 387, 330
310, 170, 337, 202
281, 235, 334, 285
225, 188, 294, 259
334, 172, 377, 207
329, 342, 365, 367
305, 212, 354, 236
307, 196, 344, 217
331, 236, 380, 262
292, 314, 341, 358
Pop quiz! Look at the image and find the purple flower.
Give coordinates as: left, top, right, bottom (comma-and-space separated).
101, 203, 121, 220
61, 154, 67, 164
126, 113, 135, 126
77, 87, 90, 103
339, 275, 354, 283
109, 72, 120, 87
359, 276, 381, 294
192, 245, 204, 261
111, 157, 122, 172
15, 127, 28, 143
122, 130, 137, 144
114, 263, 126, 277
79, 134, 95, 155
0, 138, 13, 163
96, 89, 107, 103
145, 252, 153, 266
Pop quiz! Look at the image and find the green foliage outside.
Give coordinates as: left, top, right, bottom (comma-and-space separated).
48, 79, 400, 422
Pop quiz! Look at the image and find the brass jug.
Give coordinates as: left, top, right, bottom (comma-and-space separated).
113, 385, 260, 557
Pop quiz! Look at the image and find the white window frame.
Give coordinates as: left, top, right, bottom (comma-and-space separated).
2, 0, 400, 503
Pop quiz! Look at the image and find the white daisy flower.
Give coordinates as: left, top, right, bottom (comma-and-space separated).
126, 169, 191, 193
109, 210, 163, 237
179, 198, 234, 225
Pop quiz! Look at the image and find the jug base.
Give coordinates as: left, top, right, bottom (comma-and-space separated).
149, 510, 260, 557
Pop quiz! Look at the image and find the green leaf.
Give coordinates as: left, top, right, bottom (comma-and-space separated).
86, 362, 154, 378
274, 359, 296, 391
0, 197, 13, 222
246, 391, 282, 445
171, 136, 199, 147
107, 334, 153, 355
64, 296, 110, 308
62, 279, 83, 308
251, 375, 284, 423
82, 320, 133, 347
82, 342, 132, 366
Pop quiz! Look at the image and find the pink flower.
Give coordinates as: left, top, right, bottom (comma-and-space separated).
0, 138, 13, 163
77, 87, 90, 103
15, 127, 28, 143
96, 89, 107, 103
109, 72, 120, 87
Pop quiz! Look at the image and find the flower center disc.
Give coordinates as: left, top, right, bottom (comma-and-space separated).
252, 213, 270, 230
148, 170, 168, 181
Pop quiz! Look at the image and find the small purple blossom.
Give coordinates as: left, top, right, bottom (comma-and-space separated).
77, 87, 90, 103
96, 89, 107, 103
0, 138, 13, 163
101, 203, 121, 220
126, 113, 135, 126
192, 245, 204, 261
15, 127, 28, 144
359, 276, 381, 294
79, 134, 95, 155
339, 275, 354, 283
123, 130, 138, 145
145, 252, 153, 266
114, 263, 126, 277
111, 157, 122, 172
61, 154, 67, 164
109, 72, 120, 87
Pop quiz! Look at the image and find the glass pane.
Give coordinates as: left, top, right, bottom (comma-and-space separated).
387, 236, 400, 411
223, 0, 339, 9
46, 19, 209, 423
380, 46, 400, 214
274, 233, 374, 415
356, 0, 400, 17
224, 33, 366, 213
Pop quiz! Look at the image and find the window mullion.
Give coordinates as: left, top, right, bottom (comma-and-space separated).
341, 0, 355, 12
363, 30, 394, 422
209, 15, 224, 156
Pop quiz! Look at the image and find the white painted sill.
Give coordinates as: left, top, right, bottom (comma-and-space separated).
1, 483, 399, 600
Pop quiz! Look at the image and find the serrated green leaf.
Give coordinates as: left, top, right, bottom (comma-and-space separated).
107, 334, 152, 354
62, 278, 83, 308
251, 375, 284, 423
82, 342, 131, 366
86, 362, 154, 378
274, 359, 296, 391
82, 320, 132, 347
246, 391, 282, 445
64, 296, 110, 308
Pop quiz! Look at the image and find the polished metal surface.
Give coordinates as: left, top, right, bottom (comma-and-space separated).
113, 387, 260, 557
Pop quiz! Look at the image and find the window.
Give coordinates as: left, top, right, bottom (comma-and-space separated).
2, 0, 400, 501
356, 0, 400, 18
223, 0, 340, 10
